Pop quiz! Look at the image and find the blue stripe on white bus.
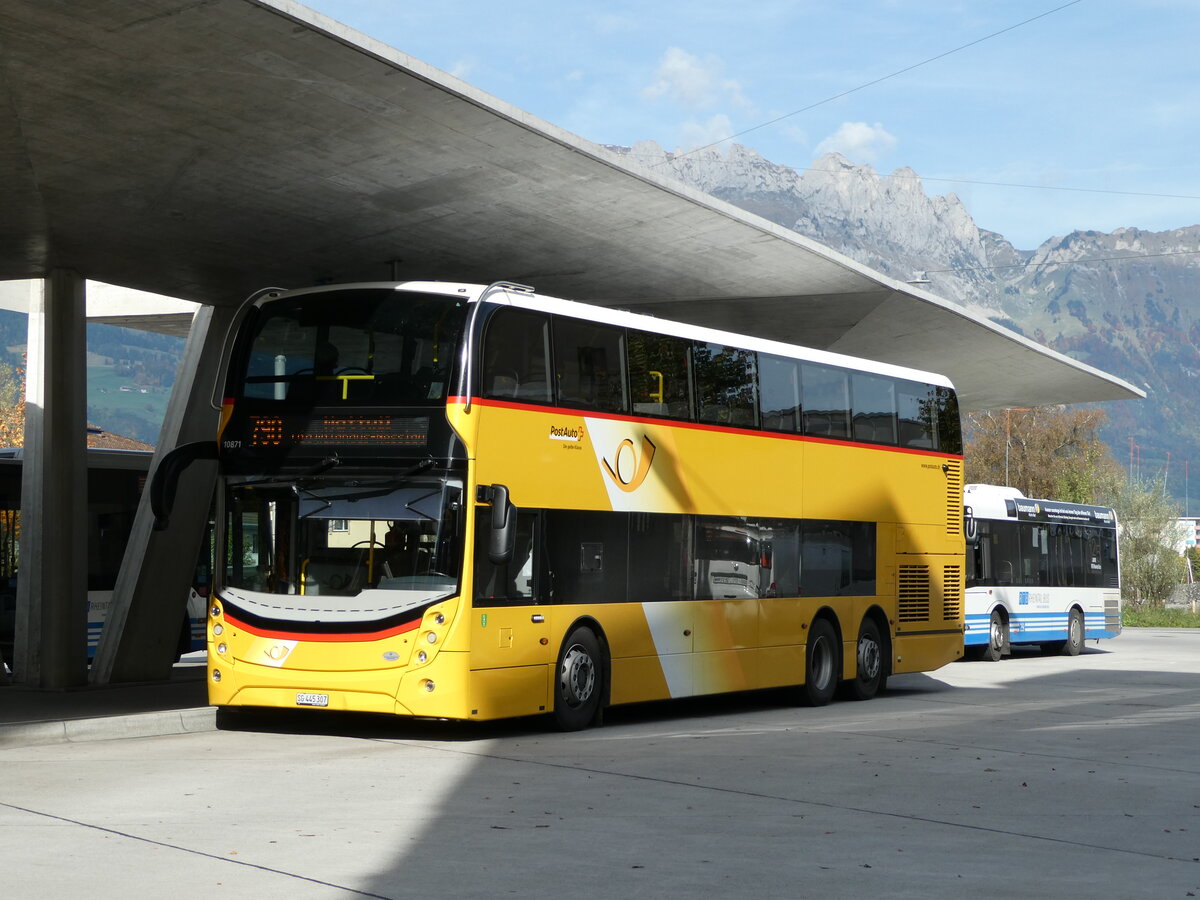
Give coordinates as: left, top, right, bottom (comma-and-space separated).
964, 610, 1119, 645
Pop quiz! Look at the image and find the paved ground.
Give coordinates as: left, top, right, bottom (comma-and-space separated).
2, 631, 1198, 898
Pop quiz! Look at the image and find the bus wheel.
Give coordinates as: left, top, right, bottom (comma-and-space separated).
982, 609, 1006, 662
554, 626, 603, 731
802, 618, 839, 706
844, 617, 886, 701
1061, 609, 1084, 657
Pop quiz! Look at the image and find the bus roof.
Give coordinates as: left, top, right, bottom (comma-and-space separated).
257, 281, 957, 391
965, 483, 1116, 526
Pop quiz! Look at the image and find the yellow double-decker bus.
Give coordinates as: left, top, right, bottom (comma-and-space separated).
159, 281, 965, 730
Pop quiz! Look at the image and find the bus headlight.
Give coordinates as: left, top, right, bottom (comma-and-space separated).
212, 669, 222, 683
434, 613, 445, 625
424, 679, 435, 692
426, 631, 437, 644
213, 623, 223, 636
210, 605, 221, 618
417, 650, 427, 664
217, 643, 227, 655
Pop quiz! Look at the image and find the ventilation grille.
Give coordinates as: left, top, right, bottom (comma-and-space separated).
1105, 593, 1122, 629
942, 565, 963, 621
898, 565, 931, 622
944, 461, 964, 535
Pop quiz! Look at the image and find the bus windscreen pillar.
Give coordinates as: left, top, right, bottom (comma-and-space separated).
13, 271, 88, 688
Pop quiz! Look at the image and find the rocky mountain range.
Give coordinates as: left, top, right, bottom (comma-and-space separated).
609, 141, 1200, 507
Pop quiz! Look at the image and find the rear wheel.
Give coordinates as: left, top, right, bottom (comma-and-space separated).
844, 617, 886, 701
1061, 608, 1084, 656
802, 618, 839, 706
554, 626, 604, 731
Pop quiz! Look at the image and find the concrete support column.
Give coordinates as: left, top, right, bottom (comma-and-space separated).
13, 271, 88, 688
91, 303, 236, 684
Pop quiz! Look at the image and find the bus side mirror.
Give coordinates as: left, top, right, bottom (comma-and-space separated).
479, 483, 518, 564
151, 441, 219, 531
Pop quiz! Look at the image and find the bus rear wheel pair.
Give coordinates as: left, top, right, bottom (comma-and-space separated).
553, 617, 890, 730
804, 616, 887, 706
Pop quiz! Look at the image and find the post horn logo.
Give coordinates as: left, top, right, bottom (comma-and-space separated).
602, 435, 656, 492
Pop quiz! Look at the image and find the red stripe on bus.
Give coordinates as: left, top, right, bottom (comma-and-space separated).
447, 396, 964, 460
222, 611, 422, 643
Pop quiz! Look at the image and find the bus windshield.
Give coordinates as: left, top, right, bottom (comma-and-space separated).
222, 477, 464, 620
235, 289, 468, 406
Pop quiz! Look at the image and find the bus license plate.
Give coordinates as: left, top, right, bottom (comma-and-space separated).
296, 692, 329, 708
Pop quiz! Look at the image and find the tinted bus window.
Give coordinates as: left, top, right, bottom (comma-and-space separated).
628, 513, 692, 601
544, 509, 630, 604
553, 318, 627, 413
851, 373, 897, 445
694, 343, 757, 427
482, 308, 552, 404
801, 363, 850, 438
936, 387, 962, 454
628, 331, 692, 420
759, 354, 801, 433
238, 290, 466, 406
801, 520, 876, 597
897, 381, 937, 449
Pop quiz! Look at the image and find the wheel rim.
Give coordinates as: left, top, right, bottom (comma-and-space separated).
858, 633, 881, 681
559, 644, 595, 708
990, 613, 1003, 651
1070, 613, 1082, 645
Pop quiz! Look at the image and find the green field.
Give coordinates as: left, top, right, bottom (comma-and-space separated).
87, 366, 171, 444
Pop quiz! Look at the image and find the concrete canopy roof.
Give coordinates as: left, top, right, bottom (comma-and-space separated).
0, 0, 1141, 411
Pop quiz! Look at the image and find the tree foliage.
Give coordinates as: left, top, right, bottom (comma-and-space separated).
963, 406, 1123, 504
1113, 477, 1185, 609
0, 357, 24, 448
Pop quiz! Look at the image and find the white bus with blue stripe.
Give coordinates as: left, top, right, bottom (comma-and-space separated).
964, 484, 1121, 660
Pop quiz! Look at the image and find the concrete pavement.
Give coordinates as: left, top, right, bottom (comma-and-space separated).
1, 630, 1199, 898
0, 653, 212, 748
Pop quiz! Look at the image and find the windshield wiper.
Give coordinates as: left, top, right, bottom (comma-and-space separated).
294, 458, 440, 519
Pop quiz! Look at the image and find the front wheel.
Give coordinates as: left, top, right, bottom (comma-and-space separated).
843, 617, 886, 701
554, 626, 604, 731
802, 618, 839, 706
981, 608, 1006, 662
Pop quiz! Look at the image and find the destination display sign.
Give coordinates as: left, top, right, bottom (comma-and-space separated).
241, 414, 431, 449
1004, 498, 1116, 527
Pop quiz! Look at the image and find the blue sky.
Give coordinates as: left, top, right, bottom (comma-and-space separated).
303, 0, 1199, 250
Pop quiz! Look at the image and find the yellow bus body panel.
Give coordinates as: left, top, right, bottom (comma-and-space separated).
213, 398, 962, 721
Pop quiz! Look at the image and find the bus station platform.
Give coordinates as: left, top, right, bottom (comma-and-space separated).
0, 654, 213, 748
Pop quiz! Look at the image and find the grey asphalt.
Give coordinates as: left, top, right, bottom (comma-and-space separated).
2, 630, 1198, 899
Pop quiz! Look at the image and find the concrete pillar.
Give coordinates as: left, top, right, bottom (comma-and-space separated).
13, 271, 88, 688
91, 304, 236, 684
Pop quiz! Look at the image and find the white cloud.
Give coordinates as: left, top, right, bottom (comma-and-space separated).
449, 58, 475, 80
642, 47, 748, 112
679, 114, 735, 152
814, 121, 897, 163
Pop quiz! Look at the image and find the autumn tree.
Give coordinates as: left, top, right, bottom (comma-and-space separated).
1113, 477, 1185, 609
963, 406, 1123, 504
0, 356, 24, 448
